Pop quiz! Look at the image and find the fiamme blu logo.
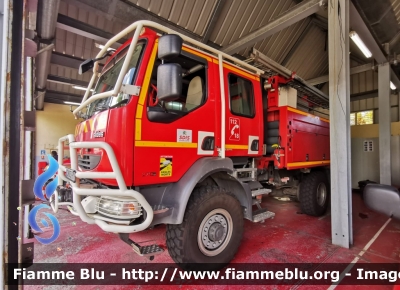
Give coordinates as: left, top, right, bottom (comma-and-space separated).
29, 154, 61, 244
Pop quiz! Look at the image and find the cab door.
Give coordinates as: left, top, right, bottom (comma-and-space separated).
223, 65, 263, 157
133, 46, 217, 186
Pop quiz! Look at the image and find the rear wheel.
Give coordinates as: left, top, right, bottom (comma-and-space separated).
166, 186, 244, 270
299, 171, 329, 216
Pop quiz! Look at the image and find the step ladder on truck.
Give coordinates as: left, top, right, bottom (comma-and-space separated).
51, 20, 330, 269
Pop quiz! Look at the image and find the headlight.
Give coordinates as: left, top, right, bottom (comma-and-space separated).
96, 196, 142, 219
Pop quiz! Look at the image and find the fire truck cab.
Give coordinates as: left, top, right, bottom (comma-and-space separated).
54, 21, 330, 268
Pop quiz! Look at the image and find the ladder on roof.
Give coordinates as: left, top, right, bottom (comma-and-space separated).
246, 48, 330, 110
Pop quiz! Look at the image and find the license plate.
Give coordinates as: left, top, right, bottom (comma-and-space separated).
65, 168, 76, 183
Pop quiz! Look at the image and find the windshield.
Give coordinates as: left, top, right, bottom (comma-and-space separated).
86, 42, 145, 118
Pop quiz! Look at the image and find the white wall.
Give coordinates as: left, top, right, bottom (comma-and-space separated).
351, 137, 380, 188
35, 103, 80, 156
350, 123, 400, 188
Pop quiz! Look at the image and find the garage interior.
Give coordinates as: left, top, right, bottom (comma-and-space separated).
2, 0, 400, 288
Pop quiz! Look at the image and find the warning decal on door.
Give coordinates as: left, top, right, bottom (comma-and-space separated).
160, 156, 173, 177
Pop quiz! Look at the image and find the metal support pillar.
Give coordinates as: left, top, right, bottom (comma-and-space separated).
379, 63, 391, 185
307, 63, 374, 85
328, 0, 352, 248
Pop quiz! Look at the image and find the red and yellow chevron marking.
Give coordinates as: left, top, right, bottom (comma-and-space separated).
75, 111, 109, 137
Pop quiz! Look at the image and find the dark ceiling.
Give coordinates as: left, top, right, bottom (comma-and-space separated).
350, 0, 400, 81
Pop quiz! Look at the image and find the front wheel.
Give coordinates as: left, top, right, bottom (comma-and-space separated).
299, 171, 329, 216
166, 186, 244, 270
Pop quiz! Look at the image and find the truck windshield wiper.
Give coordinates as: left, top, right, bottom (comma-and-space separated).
109, 98, 129, 108
94, 98, 129, 113
95, 103, 109, 112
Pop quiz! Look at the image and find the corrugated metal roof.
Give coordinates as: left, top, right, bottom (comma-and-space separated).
132, 0, 218, 36
241, 18, 310, 63
284, 25, 328, 80
48, 0, 338, 105
130, 0, 305, 59
391, 0, 400, 25
128, 0, 324, 80
210, 0, 295, 47
54, 28, 94, 59
56, 0, 322, 74
47, 64, 92, 95
51, 0, 131, 99
56, 1, 128, 60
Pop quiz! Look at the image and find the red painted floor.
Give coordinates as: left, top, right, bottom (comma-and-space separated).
24, 191, 400, 290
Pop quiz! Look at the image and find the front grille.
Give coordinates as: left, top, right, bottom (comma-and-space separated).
78, 154, 101, 170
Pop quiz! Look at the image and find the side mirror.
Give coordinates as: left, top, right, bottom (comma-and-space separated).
157, 63, 182, 102
79, 59, 94, 75
158, 34, 183, 60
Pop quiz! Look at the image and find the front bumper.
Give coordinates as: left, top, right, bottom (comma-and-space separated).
52, 134, 153, 233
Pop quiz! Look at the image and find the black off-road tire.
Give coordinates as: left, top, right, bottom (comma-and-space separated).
299, 171, 329, 216
166, 186, 244, 270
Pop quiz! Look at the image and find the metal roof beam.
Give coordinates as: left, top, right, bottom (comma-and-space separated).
57, 14, 127, 47
45, 90, 83, 104
350, 54, 367, 64
50, 52, 104, 69
350, 89, 378, 101
349, 2, 400, 88
389, 31, 400, 50
311, 14, 328, 30
306, 63, 375, 85
47, 75, 89, 87
222, 0, 326, 55
51, 52, 84, 69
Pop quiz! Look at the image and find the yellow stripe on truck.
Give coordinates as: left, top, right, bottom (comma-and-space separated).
287, 160, 330, 167
135, 119, 142, 141
136, 142, 249, 150
225, 144, 249, 149
135, 40, 159, 141
135, 141, 198, 148
287, 107, 330, 123
138, 41, 158, 108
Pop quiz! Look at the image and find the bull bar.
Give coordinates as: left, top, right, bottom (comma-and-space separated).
52, 134, 154, 233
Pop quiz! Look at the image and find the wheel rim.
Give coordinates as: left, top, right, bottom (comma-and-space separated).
197, 208, 233, 257
316, 182, 327, 206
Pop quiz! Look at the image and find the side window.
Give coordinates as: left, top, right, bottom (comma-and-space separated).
147, 50, 207, 123
228, 74, 255, 117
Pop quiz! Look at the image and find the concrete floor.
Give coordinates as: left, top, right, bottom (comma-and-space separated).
24, 191, 400, 290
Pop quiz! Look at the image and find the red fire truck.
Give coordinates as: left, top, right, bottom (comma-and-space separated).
53, 21, 330, 268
